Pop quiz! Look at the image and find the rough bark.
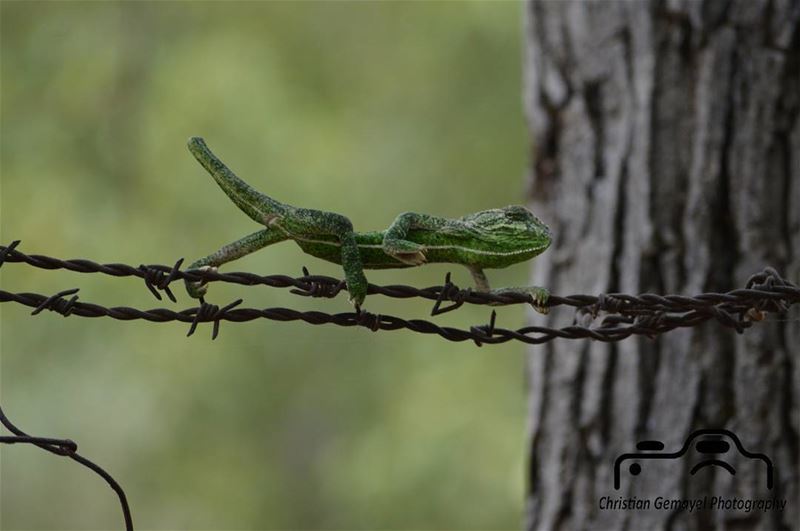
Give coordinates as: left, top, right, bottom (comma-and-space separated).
524, 1, 799, 530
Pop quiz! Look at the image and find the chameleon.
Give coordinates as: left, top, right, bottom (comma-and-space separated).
184, 137, 552, 312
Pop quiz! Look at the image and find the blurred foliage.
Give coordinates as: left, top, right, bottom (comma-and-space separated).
1, 2, 535, 529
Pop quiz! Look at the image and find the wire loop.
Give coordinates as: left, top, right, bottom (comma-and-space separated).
291, 266, 347, 298
0, 239, 21, 267
431, 272, 473, 316
470, 310, 498, 347
188, 298, 244, 339
355, 309, 382, 331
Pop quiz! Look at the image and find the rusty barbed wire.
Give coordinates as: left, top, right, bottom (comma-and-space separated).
0, 240, 797, 343
1, 241, 798, 530
0, 405, 133, 530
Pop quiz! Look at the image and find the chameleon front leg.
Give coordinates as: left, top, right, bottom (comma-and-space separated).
467, 266, 550, 314
382, 212, 445, 265
185, 228, 287, 299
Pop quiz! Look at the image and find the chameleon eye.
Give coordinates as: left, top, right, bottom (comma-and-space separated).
504, 207, 531, 222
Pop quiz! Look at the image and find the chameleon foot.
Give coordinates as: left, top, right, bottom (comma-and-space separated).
394, 250, 427, 266
185, 265, 217, 299
528, 286, 550, 315
346, 269, 369, 307
384, 240, 428, 266
490, 286, 550, 315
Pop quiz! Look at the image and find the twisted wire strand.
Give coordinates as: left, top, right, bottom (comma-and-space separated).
2, 287, 794, 344
0, 241, 797, 342
1, 241, 797, 318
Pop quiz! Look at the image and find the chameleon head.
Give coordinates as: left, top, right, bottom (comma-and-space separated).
461, 206, 552, 263
498, 205, 551, 251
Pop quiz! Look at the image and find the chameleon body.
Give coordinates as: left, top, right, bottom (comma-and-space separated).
185, 137, 552, 311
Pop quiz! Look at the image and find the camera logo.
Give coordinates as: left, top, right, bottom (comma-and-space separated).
614, 429, 773, 490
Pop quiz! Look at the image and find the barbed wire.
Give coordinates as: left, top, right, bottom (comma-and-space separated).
1, 240, 798, 530
0, 240, 797, 343
0, 240, 550, 308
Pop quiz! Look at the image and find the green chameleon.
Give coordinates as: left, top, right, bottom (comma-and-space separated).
184, 137, 552, 312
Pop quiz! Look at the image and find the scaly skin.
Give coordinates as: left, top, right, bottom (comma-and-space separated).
185, 137, 552, 311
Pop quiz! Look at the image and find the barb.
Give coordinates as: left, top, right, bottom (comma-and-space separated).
188, 297, 244, 339
139, 258, 183, 302
431, 272, 474, 316
0, 240, 797, 342
0, 405, 133, 530
290, 266, 347, 298
30, 287, 80, 316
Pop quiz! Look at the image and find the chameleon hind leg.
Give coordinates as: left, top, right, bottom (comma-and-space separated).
339, 231, 369, 308
467, 266, 550, 314
382, 212, 446, 265
185, 227, 288, 299
294, 207, 369, 308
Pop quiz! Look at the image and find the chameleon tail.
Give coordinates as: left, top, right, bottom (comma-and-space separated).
187, 137, 289, 225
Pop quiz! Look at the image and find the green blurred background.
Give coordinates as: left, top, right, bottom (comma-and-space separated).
1, 1, 534, 529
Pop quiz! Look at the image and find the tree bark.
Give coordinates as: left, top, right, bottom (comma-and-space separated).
523, 1, 799, 530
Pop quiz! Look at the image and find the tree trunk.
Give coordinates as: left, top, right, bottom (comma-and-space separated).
523, 2, 799, 530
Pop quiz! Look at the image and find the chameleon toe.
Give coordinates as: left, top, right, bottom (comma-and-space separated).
531, 288, 550, 315
184, 265, 217, 299
394, 250, 427, 266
